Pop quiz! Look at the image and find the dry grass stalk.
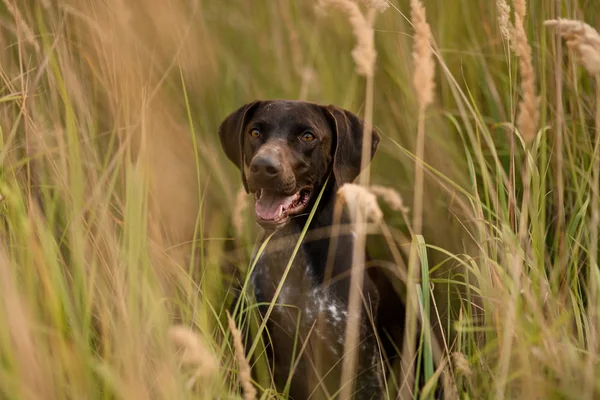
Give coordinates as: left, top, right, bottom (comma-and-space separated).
278, 3, 319, 100
279, 1, 306, 85
315, 0, 377, 77
548, 1, 566, 288
0, 244, 54, 397
402, 1, 436, 397
314, 2, 387, 397
298, 66, 318, 100
544, 19, 600, 75
226, 312, 256, 400
337, 183, 383, 224
1, 0, 40, 53
168, 325, 218, 387
232, 186, 248, 237
513, 1, 540, 144
323, 1, 379, 393
369, 185, 409, 214
544, 19, 600, 394
410, 0, 435, 111
451, 352, 473, 378
442, 366, 461, 400
494, 14, 539, 398
587, 72, 600, 400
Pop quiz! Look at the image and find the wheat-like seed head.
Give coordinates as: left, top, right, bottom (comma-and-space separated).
316, 0, 378, 77
338, 183, 383, 224
513, 2, 540, 144
168, 325, 218, 384
369, 185, 409, 213
226, 312, 256, 400
545, 19, 600, 75
410, 0, 435, 110
452, 352, 473, 378
496, 0, 513, 44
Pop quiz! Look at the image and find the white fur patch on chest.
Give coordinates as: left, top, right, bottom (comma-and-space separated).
254, 258, 351, 350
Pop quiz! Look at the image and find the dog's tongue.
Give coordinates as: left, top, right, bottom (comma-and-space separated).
255, 191, 299, 221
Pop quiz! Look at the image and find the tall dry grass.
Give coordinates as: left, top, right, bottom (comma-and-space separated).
0, 1, 600, 399
315, 1, 382, 397
398, 0, 437, 397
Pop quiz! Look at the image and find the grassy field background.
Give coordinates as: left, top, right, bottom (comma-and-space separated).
1, 0, 600, 398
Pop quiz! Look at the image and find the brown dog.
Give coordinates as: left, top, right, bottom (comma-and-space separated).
220, 100, 406, 399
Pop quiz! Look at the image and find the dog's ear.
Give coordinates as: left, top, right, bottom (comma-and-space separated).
324, 105, 380, 185
218, 101, 261, 191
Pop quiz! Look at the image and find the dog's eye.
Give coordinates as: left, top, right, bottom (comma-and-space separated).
249, 128, 261, 138
300, 131, 315, 142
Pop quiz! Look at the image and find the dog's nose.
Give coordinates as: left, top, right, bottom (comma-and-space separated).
250, 154, 282, 181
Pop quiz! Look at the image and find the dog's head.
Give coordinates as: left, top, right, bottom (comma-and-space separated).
219, 100, 380, 229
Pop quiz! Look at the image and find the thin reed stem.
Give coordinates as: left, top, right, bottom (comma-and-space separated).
339, 10, 376, 394
400, 1, 435, 396
400, 98, 427, 399
495, 151, 533, 399
412, 103, 426, 237
584, 74, 600, 400
552, 10, 566, 290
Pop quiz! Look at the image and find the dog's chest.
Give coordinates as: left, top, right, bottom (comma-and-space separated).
248, 226, 384, 398
250, 233, 348, 345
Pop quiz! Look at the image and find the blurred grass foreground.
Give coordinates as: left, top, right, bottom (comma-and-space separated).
1, 0, 600, 399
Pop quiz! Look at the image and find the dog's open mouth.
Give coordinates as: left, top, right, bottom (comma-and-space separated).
254, 188, 312, 226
